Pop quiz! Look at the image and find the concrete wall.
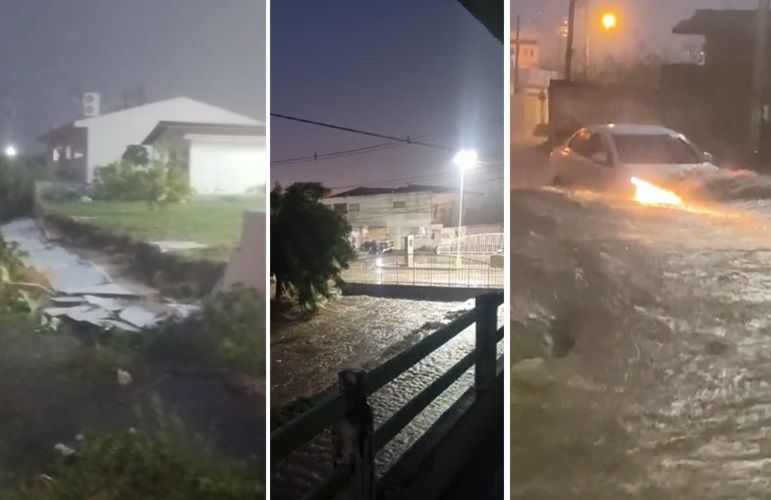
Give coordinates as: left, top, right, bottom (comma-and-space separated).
188, 135, 265, 195
78, 97, 260, 182
220, 211, 266, 296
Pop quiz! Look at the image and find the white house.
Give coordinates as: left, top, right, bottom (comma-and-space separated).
142, 121, 265, 195
38, 96, 262, 184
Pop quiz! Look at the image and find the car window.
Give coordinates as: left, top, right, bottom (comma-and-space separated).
570, 131, 607, 162
570, 130, 593, 156
613, 134, 702, 164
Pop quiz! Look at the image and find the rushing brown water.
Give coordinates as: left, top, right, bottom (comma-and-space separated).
509, 188, 771, 499
271, 296, 503, 498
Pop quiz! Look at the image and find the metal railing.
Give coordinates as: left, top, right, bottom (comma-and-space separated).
270, 292, 504, 500
342, 254, 503, 289
436, 233, 504, 256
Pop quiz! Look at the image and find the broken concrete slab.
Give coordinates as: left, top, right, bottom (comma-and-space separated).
119, 305, 164, 329
83, 295, 128, 312
59, 284, 139, 297
43, 305, 94, 317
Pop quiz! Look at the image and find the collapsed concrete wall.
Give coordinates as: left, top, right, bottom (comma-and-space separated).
219, 211, 266, 296
44, 214, 226, 298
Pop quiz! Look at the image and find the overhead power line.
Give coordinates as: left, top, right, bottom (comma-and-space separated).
271, 113, 455, 153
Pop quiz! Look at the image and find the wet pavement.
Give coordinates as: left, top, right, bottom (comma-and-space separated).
509, 186, 771, 499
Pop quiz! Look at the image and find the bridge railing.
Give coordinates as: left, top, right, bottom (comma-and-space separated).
436, 233, 504, 256
342, 254, 503, 289
270, 291, 504, 500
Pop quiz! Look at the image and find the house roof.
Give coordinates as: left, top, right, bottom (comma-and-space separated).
38, 96, 262, 143
328, 185, 457, 199
142, 121, 266, 145
673, 9, 758, 36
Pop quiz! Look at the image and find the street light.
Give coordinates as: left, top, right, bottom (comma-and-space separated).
4, 145, 17, 159
452, 149, 478, 267
601, 12, 618, 31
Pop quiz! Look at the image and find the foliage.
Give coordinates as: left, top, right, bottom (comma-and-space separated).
121, 145, 150, 166
0, 157, 48, 221
146, 287, 265, 375
0, 237, 58, 333
93, 146, 192, 208
270, 182, 355, 311
1, 400, 264, 500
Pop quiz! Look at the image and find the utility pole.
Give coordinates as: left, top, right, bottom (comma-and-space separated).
751, 0, 769, 160
514, 14, 521, 94
583, 0, 591, 80
565, 0, 578, 81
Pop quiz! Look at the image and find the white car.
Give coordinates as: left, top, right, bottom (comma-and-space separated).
549, 124, 721, 194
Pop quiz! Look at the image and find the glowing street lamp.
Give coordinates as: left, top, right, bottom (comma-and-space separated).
601, 12, 618, 31
452, 149, 478, 267
4, 145, 17, 159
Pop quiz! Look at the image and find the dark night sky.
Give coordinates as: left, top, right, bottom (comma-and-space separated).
271, 0, 504, 194
513, 0, 759, 65
0, 0, 264, 153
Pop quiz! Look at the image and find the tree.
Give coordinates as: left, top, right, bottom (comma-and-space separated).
271, 182, 355, 311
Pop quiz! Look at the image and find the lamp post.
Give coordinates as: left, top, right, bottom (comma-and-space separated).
452, 150, 478, 268
4, 145, 17, 159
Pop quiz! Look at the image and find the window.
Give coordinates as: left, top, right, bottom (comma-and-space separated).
348, 203, 360, 212
613, 134, 702, 164
333, 203, 347, 214
570, 131, 608, 163
393, 201, 406, 209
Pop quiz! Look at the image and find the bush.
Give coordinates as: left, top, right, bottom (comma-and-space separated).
93, 146, 192, 208
0, 158, 48, 221
146, 287, 265, 376
1, 403, 264, 499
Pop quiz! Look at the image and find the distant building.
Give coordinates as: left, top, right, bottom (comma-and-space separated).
322, 185, 458, 250
142, 121, 265, 195
38, 96, 261, 184
322, 184, 502, 250
512, 38, 540, 69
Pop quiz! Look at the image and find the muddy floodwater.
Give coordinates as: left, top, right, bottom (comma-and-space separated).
509, 188, 771, 499
271, 295, 503, 497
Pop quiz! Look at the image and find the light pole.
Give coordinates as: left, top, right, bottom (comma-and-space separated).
452, 150, 478, 267
4, 145, 17, 159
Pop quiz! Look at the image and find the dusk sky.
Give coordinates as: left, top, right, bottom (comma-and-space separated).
513, 0, 759, 65
271, 0, 504, 193
0, 0, 264, 153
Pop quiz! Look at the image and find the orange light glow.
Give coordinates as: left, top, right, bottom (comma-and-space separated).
601, 12, 618, 30
631, 177, 683, 207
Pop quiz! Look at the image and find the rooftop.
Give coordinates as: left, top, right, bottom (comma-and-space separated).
329, 185, 457, 198
142, 121, 266, 145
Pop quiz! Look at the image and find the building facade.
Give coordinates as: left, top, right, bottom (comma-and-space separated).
38, 97, 261, 183
322, 186, 460, 250
142, 121, 266, 195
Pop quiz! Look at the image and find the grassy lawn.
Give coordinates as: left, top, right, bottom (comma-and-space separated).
44, 195, 264, 261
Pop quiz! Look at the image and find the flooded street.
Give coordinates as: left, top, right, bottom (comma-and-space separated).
509, 188, 771, 499
272, 295, 503, 497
